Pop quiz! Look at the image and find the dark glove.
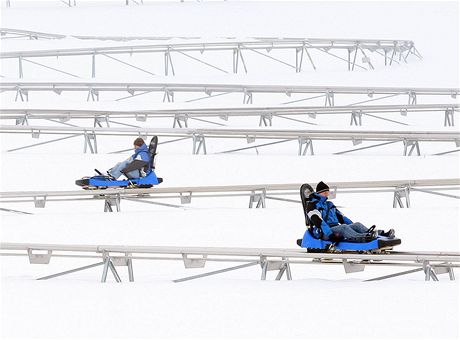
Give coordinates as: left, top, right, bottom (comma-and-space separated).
328, 232, 344, 243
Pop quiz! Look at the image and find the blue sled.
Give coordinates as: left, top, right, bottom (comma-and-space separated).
76, 171, 162, 189
298, 230, 401, 252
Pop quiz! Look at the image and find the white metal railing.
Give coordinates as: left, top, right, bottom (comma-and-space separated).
1, 179, 458, 211
1, 104, 458, 128
1, 38, 421, 77
1, 242, 458, 282
1, 125, 458, 155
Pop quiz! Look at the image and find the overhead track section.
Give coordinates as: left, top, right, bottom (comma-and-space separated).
1, 38, 421, 77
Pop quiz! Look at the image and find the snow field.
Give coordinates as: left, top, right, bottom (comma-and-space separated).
1, 0, 459, 339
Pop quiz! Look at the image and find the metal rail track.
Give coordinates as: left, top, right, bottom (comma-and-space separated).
1, 242, 458, 282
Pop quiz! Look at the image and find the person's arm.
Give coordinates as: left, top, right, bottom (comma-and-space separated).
336, 209, 353, 224
307, 202, 332, 237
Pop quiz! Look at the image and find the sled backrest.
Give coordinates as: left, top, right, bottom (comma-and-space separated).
299, 183, 314, 227
148, 136, 158, 170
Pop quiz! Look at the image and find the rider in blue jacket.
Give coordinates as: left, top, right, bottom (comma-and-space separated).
107, 137, 151, 179
306, 181, 395, 241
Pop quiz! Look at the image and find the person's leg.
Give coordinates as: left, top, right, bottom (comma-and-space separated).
125, 169, 140, 179
108, 160, 130, 179
331, 225, 366, 239
348, 222, 369, 234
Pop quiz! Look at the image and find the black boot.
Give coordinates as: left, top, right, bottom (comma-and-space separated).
381, 229, 395, 238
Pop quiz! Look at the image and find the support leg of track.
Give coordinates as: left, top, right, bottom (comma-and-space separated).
104, 195, 121, 212
101, 257, 122, 283
298, 137, 314, 155
444, 109, 454, 127
249, 190, 266, 208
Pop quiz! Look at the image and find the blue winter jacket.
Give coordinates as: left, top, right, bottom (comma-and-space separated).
307, 193, 353, 238
131, 143, 151, 169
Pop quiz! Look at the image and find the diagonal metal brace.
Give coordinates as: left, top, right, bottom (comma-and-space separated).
444, 108, 455, 127
403, 139, 420, 156
393, 186, 410, 208
260, 256, 292, 280
298, 137, 314, 155
249, 189, 266, 208
192, 134, 207, 154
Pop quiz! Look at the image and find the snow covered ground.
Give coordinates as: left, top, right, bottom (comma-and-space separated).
1, 0, 459, 339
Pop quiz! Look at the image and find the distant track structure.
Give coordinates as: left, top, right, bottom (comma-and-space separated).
1, 38, 421, 77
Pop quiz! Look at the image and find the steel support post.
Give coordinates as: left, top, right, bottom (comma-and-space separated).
275, 257, 292, 280
444, 109, 454, 127
324, 91, 334, 106
18, 56, 23, 78
348, 48, 352, 70
423, 261, 439, 281
393, 186, 410, 208
350, 110, 363, 126
351, 46, 358, 71
127, 257, 134, 282
298, 137, 314, 155
173, 114, 189, 128
163, 89, 174, 102
165, 49, 175, 76
260, 257, 292, 280
243, 91, 253, 104
15, 115, 28, 125
87, 88, 99, 101
448, 267, 456, 280
259, 113, 273, 127
192, 134, 206, 154
83, 132, 98, 154
249, 190, 266, 208
389, 43, 397, 66
295, 47, 303, 73
232, 47, 247, 74
408, 91, 417, 105
14, 86, 28, 102
91, 54, 96, 78
101, 256, 122, 283
403, 140, 421, 156
104, 194, 121, 212
260, 257, 268, 280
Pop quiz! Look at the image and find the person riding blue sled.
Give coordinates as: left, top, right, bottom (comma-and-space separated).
297, 181, 401, 252
76, 136, 163, 189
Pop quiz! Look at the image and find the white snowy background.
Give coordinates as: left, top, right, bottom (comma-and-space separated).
0, 0, 459, 339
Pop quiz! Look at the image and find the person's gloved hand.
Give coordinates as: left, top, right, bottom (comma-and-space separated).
328, 232, 344, 243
